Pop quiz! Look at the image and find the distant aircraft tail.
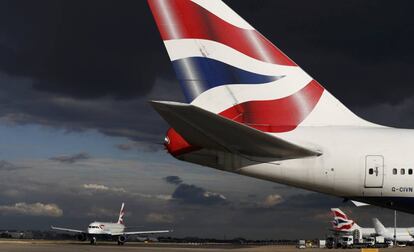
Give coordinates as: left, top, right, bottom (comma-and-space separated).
117, 203, 125, 225
147, 0, 376, 158
331, 208, 360, 232
372, 218, 389, 237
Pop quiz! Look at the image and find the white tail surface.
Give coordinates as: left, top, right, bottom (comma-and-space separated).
372, 218, 389, 237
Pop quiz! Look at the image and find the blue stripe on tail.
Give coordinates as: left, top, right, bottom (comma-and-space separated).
172, 57, 283, 102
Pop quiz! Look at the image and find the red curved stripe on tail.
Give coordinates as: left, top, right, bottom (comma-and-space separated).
332, 210, 348, 220
220, 80, 324, 132
336, 222, 354, 231
147, 0, 296, 66
165, 128, 200, 156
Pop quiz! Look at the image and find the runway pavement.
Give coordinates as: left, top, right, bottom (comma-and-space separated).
0, 240, 412, 252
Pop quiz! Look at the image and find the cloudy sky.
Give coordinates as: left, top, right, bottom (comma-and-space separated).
1, 0, 414, 239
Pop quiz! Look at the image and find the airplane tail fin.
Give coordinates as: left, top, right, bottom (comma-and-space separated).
372, 218, 389, 237
331, 208, 349, 220
148, 0, 378, 159
148, 0, 375, 130
117, 203, 125, 225
331, 208, 359, 232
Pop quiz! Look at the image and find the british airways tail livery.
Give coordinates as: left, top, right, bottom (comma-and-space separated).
117, 202, 125, 224
331, 208, 375, 237
331, 208, 358, 232
148, 0, 414, 214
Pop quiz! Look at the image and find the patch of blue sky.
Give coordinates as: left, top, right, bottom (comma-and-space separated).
0, 123, 132, 160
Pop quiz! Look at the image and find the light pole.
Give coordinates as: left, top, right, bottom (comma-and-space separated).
394, 210, 397, 247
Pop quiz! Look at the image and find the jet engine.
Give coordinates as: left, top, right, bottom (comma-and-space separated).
118, 235, 127, 244
76, 233, 87, 241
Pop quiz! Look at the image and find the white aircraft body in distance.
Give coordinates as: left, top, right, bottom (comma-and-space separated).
148, 0, 414, 214
373, 218, 414, 243
51, 203, 171, 245
332, 208, 414, 243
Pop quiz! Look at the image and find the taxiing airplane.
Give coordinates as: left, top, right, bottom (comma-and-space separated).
148, 0, 414, 214
51, 203, 171, 245
373, 218, 414, 243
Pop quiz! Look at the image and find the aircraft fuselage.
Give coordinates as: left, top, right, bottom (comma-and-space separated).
177, 126, 414, 213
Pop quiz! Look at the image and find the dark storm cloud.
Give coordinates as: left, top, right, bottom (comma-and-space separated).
0, 74, 181, 141
230, 0, 414, 106
50, 152, 90, 164
0, 0, 173, 99
283, 193, 342, 209
163, 176, 183, 185
0, 0, 181, 143
354, 98, 414, 128
172, 183, 228, 206
238, 193, 341, 214
163, 176, 228, 205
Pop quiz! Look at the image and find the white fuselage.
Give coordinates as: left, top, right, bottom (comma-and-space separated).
359, 228, 376, 238
87, 222, 125, 235
255, 127, 414, 199
341, 227, 414, 242
383, 228, 414, 242
183, 126, 414, 213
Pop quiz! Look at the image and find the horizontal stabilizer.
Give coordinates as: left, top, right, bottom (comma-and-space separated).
150, 101, 321, 160
351, 200, 370, 207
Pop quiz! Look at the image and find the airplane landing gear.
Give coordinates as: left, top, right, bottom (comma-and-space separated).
118, 235, 126, 245
90, 236, 97, 245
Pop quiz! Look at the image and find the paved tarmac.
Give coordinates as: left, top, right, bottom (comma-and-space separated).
0, 240, 413, 252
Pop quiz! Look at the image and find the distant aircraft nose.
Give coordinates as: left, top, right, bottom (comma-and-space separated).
164, 128, 198, 156
87, 225, 100, 234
